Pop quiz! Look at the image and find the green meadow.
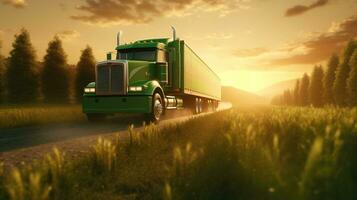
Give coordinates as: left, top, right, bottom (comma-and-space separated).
0, 107, 356, 200
0, 105, 85, 128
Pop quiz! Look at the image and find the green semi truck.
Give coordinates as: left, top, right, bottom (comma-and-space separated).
82, 28, 221, 122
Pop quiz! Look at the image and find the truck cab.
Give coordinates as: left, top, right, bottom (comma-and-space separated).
83, 32, 221, 122
83, 38, 173, 122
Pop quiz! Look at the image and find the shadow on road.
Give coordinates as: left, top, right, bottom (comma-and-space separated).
0, 100, 233, 153
0, 109, 194, 152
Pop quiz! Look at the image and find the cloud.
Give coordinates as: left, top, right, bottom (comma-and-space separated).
0, 28, 14, 36
56, 30, 80, 41
2, 0, 26, 8
206, 33, 233, 40
233, 48, 268, 57
59, 2, 67, 11
71, 0, 248, 25
285, 0, 329, 17
187, 33, 234, 41
270, 15, 357, 65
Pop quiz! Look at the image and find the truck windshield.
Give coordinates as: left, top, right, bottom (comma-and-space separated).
117, 49, 156, 61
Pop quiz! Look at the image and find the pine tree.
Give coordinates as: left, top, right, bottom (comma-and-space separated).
293, 80, 300, 106
299, 73, 310, 106
323, 54, 339, 105
75, 46, 96, 102
333, 40, 357, 106
309, 65, 325, 107
283, 89, 293, 105
7, 29, 39, 103
41, 36, 69, 103
0, 40, 4, 103
347, 50, 357, 106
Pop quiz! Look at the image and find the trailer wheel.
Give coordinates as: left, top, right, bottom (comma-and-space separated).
194, 98, 201, 114
199, 98, 203, 113
207, 100, 212, 112
146, 93, 163, 123
213, 101, 219, 111
86, 113, 106, 122
195, 98, 199, 114
203, 99, 212, 112
194, 98, 204, 114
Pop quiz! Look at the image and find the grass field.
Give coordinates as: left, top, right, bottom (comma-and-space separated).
0, 107, 356, 200
0, 105, 85, 128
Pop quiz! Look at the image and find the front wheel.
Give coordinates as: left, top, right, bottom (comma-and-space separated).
146, 93, 164, 123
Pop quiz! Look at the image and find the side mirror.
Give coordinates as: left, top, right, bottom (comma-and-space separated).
106, 52, 112, 60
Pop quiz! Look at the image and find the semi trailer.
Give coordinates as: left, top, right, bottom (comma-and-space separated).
82, 28, 221, 122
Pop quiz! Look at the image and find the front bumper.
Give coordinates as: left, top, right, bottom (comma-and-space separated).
82, 95, 152, 114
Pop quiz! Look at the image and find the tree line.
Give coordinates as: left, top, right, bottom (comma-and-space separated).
0, 28, 96, 104
272, 40, 357, 107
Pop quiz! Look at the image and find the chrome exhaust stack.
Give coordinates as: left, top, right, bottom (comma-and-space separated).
117, 31, 122, 46
171, 26, 176, 41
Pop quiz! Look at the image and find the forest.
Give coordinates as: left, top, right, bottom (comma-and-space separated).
0, 29, 95, 105
272, 40, 357, 107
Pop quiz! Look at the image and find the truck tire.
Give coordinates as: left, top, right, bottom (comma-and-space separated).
146, 93, 164, 123
195, 98, 199, 114
203, 99, 212, 112
193, 97, 204, 114
214, 101, 219, 111
206, 100, 211, 112
86, 113, 106, 122
194, 97, 202, 114
198, 98, 203, 113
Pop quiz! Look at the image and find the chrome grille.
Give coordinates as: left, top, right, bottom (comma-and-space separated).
110, 65, 124, 93
97, 66, 110, 93
96, 62, 126, 95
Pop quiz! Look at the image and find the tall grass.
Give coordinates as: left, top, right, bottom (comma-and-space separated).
6, 166, 52, 200
0, 107, 356, 200
164, 107, 357, 200
90, 137, 117, 173
0, 105, 85, 128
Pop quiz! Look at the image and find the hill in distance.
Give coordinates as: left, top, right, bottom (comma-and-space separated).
221, 86, 268, 106
257, 79, 297, 99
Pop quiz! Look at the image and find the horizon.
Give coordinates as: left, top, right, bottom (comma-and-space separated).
0, 0, 356, 93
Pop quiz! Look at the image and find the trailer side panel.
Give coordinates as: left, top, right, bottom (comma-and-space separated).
182, 43, 221, 100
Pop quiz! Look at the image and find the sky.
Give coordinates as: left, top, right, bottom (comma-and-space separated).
0, 0, 356, 93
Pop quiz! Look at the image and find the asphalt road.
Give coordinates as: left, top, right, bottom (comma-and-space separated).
0, 102, 232, 153
0, 109, 193, 152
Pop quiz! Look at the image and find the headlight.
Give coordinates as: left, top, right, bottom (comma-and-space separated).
84, 88, 95, 93
129, 86, 143, 92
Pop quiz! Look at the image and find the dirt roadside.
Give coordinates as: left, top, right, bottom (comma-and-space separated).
0, 112, 192, 168
0, 103, 230, 169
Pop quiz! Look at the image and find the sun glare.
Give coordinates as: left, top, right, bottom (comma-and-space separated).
220, 70, 300, 93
